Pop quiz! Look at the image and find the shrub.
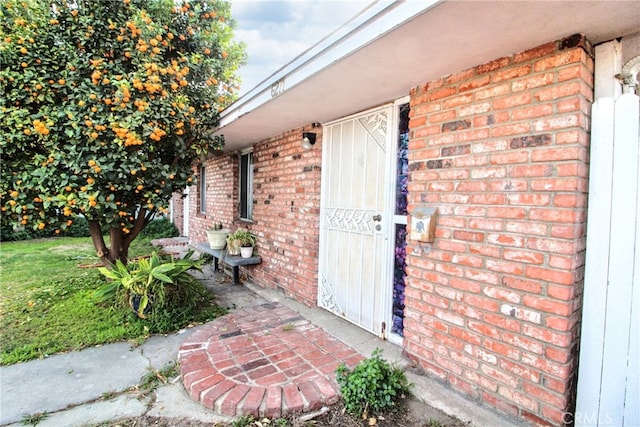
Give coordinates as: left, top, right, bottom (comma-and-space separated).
140, 217, 179, 239
95, 250, 225, 332
336, 348, 411, 416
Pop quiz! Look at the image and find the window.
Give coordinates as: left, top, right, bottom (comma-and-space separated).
239, 150, 253, 220
199, 165, 206, 213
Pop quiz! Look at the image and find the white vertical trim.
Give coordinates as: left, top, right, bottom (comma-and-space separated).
183, 186, 190, 237
577, 39, 640, 424
594, 40, 623, 100
598, 93, 639, 426
576, 97, 615, 423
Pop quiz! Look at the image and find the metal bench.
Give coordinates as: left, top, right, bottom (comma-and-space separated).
195, 243, 261, 285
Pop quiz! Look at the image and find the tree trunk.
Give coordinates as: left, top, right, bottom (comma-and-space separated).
88, 220, 113, 266
88, 208, 156, 267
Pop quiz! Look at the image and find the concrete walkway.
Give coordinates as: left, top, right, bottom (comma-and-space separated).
0, 240, 523, 426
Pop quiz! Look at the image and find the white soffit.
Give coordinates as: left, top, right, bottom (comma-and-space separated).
216, 0, 640, 151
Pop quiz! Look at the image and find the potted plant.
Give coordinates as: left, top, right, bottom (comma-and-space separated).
227, 229, 256, 258
206, 222, 230, 250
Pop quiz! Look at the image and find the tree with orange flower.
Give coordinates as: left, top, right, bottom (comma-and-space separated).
0, 0, 246, 265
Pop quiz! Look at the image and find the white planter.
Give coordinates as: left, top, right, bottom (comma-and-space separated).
240, 246, 254, 258
206, 229, 230, 249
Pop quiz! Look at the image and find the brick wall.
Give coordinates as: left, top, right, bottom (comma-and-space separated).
187, 126, 322, 306
188, 154, 237, 245
250, 126, 323, 306
404, 35, 593, 425
171, 192, 184, 236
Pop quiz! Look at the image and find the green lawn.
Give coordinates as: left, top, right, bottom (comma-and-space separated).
0, 237, 224, 365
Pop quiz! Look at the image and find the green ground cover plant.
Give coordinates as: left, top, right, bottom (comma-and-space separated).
0, 237, 224, 365
336, 348, 412, 417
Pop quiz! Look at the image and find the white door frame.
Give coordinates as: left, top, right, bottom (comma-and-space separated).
384, 96, 410, 345
183, 186, 190, 237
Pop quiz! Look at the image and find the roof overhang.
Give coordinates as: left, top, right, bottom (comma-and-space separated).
215, 0, 640, 151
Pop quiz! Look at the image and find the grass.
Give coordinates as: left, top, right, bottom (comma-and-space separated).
0, 236, 225, 365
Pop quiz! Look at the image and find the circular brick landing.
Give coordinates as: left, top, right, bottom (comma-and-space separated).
178, 302, 364, 418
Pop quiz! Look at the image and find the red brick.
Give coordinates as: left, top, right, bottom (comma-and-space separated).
499, 359, 541, 383
545, 346, 572, 363
523, 324, 572, 347
264, 386, 282, 418
523, 382, 567, 409
545, 316, 573, 332
533, 48, 583, 72
311, 375, 340, 404
282, 383, 305, 413
429, 86, 457, 101
475, 83, 511, 100
484, 313, 521, 333
481, 365, 518, 388
201, 379, 236, 409
514, 42, 557, 63
490, 123, 531, 137
477, 56, 511, 74
190, 373, 224, 400
468, 320, 501, 339
502, 332, 543, 354
512, 104, 554, 120
483, 286, 521, 303
492, 64, 532, 83
534, 81, 587, 101
497, 386, 538, 412
487, 207, 527, 219
255, 372, 288, 386
502, 276, 543, 294
525, 266, 575, 285
463, 293, 500, 312
482, 392, 519, 417
219, 384, 251, 416
459, 75, 492, 92
298, 381, 323, 410
486, 259, 523, 275
237, 387, 265, 417
529, 208, 582, 223
484, 338, 520, 360
512, 73, 555, 92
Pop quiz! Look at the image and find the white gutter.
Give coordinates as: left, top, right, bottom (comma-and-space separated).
215, 0, 442, 133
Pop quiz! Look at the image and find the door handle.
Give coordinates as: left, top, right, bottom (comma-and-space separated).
372, 214, 382, 222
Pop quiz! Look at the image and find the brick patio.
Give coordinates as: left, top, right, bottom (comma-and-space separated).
178, 302, 364, 418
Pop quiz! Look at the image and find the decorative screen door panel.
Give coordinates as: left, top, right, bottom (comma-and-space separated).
318, 106, 392, 335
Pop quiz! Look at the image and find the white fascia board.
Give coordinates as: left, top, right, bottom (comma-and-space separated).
216, 0, 442, 132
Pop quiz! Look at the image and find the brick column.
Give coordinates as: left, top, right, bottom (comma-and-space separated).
405, 34, 593, 425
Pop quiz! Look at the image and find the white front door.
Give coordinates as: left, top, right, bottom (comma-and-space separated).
318, 105, 395, 337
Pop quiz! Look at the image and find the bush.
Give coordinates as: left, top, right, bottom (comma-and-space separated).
140, 217, 179, 239
336, 348, 411, 416
95, 250, 224, 333
1, 216, 91, 241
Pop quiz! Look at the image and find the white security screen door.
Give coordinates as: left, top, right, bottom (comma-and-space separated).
318, 105, 394, 336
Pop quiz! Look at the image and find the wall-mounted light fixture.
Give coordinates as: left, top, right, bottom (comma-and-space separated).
301, 132, 316, 150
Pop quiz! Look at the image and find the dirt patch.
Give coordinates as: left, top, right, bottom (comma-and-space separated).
50, 243, 93, 252
94, 399, 468, 427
